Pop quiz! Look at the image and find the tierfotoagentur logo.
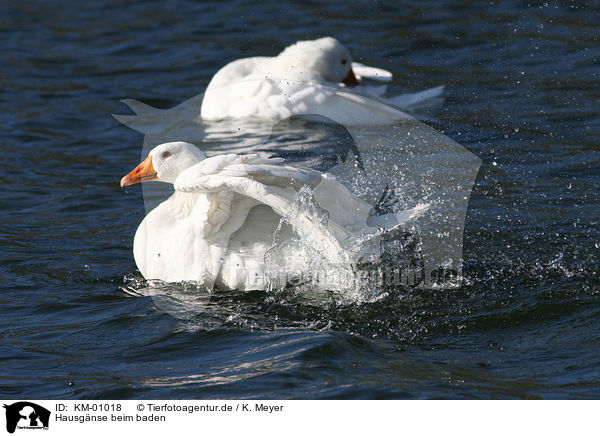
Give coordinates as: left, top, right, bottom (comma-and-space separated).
3, 402, 50, 434
116, 40, 481, 306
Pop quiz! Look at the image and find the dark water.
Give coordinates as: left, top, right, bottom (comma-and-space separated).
2, 0, 599, 399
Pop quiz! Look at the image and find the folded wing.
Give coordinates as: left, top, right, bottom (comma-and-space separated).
175, 154, 426, 252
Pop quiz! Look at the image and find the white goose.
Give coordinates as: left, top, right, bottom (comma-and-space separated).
199, 37, 444, 125
121, 141, 426, 291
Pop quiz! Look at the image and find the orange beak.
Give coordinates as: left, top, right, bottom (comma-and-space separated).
342, 68, 360, 87
120, 155, 158, 187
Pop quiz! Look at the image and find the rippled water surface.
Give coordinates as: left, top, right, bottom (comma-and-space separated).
2, 0, 599, 399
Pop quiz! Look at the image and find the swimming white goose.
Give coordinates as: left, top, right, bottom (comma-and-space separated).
121, 141, 426, 290
199, 37, 444, 125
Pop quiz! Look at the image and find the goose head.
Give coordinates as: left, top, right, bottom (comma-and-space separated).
120, 141, 207, 186
277, 37, 359, 86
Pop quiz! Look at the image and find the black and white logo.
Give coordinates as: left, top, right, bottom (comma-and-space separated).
3, 402, 50, 434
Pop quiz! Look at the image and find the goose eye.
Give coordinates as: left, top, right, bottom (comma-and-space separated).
341, 59, 347, 65
162, 151, 171, 158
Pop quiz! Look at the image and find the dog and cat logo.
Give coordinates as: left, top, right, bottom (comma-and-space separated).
3, 402, 50, 433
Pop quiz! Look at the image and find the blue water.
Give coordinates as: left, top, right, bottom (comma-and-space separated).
2, 0, 599, 399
